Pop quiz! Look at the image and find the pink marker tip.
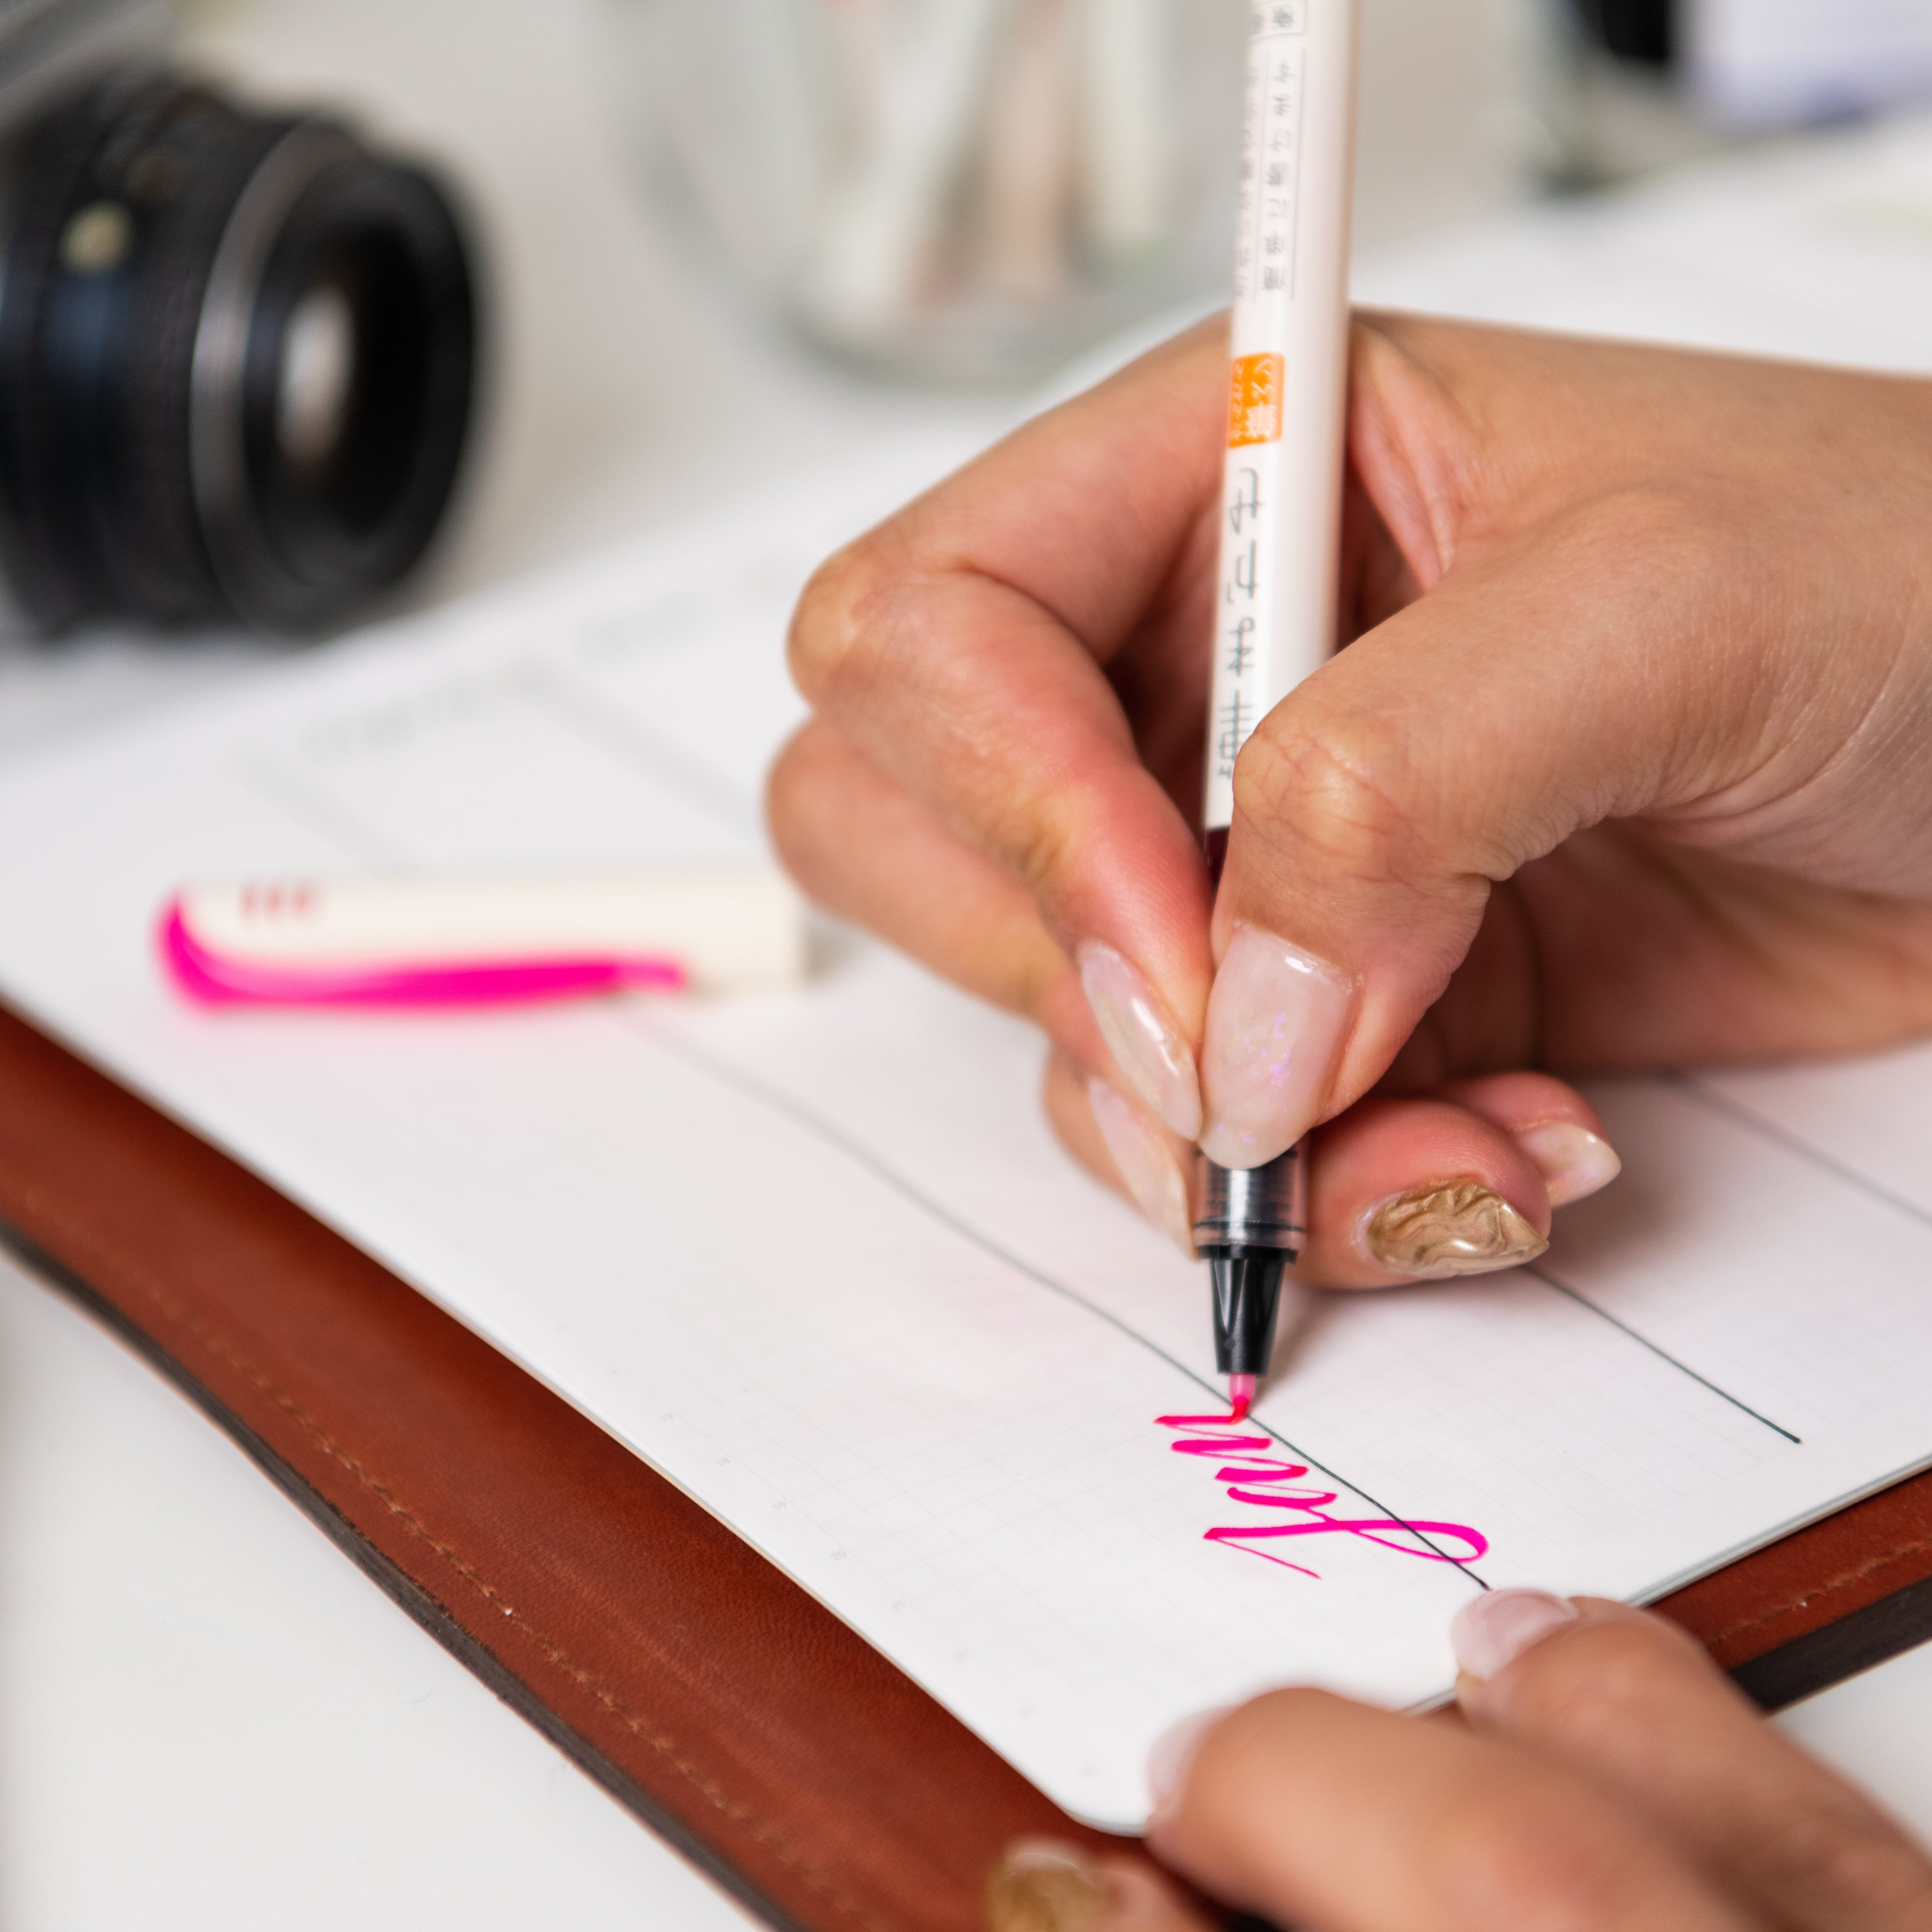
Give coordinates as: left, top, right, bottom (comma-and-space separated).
1228, 1373, 1257, 1420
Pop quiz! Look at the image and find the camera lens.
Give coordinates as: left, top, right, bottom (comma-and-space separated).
0, 72, 480, 633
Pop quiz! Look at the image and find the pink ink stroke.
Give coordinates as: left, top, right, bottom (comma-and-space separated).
1157, 1407, 1489, 1580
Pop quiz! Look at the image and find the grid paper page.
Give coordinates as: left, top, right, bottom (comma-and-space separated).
4, 464, 1932, 1828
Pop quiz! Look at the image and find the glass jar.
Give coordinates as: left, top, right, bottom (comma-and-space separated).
605, 0, 1247, 385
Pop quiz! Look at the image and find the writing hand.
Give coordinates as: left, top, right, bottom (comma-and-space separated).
986, 1593, 1932, 1932
774, 316, 1932, 1282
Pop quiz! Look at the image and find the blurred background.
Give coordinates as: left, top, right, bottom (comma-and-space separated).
8, 0, 1932, 680
171, 0, 1932, 582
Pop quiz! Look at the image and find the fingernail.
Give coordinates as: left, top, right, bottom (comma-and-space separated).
1146, 1706, 1227, 1821
1360, 1179, 1548, 1278
1198, 927, 1355, 1170
985, 1840, 1107, 1932
1516, 1122, 1621, 1208
1088, 1078, 1195, 1256
1450, 1589, 1580, 1681
1079, 944, 1202, 1140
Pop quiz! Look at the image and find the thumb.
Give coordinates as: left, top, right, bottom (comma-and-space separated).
1198, 483, 1741, 1169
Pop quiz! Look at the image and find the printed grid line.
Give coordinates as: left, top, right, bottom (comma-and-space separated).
1515, 1067, 1932, 1446
231, 754, 415, 871
1675, 1074, 1932, 1237
1521, 1062, 1932, 1443
243, 653, 1932, 1587
633, 1010, 1494, 1589
1526, 1265, 1803, 1446
522, 673, 759, 835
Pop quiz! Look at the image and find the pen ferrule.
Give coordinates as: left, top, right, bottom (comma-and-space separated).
1191, 1144, 1307, 1257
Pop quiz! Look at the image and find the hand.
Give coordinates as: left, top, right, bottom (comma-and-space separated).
984, 1594, 1932, 1932
772, 315, 1932, 1284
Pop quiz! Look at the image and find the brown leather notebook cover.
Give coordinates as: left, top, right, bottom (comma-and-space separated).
2, 998, 1929, 1932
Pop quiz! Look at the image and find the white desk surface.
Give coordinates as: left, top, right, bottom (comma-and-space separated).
2, 0, 1930, 1924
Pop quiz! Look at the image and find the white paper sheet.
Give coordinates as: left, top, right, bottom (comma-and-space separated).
10, 133, 1932, 1825
3, 451, 1932, 1830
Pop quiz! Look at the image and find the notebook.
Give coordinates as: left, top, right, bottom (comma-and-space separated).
3, 417, 1932, 1830
10, 114, 1932, 1832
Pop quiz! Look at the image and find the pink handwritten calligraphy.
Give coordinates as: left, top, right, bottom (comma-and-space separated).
1157, 1407, 1489, 1579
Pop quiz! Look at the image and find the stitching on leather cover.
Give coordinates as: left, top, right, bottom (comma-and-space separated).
38, 1202, 899, 1932
1696, 1536, 1932, 1647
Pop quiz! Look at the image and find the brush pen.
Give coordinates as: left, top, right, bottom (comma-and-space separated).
1196, 0, 1358, 1416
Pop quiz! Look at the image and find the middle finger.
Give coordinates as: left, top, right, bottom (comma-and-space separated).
769, 717, 1101, 1062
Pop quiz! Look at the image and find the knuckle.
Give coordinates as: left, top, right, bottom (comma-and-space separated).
787, 537, 895, 704
992, 792, 1086, 905
956, 761, 1099, 913
1562, 483, 1747, 615
1232, 707, 1440, 892
1501, 1615, 1709, 1747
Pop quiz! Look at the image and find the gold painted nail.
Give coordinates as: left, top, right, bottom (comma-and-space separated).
1362, 1179, 1548, 1279
985, 1840, 1108, 1932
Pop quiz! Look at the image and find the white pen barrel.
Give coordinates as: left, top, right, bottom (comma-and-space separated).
1203, 0, 1359, 835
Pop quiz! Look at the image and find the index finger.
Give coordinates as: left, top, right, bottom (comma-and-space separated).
787, 320, 1227, 1095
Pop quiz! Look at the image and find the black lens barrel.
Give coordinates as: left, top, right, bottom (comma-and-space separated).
1571, 0, 1674, 67
0, 71, 478, 633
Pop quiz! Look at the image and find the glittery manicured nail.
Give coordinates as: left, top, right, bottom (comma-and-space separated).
1361, 1179, 1548, 1278
1450, 1590, 1580, 1682
1198, 926, 1356, 1170
1088, 1078, 1195, 1257
1078, 943, 1202, 1140
1516, 1122, 1622, 1208
985, 1840, 1107, 1932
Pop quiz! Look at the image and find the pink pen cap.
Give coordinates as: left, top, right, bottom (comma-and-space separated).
159, 864, 808, 1008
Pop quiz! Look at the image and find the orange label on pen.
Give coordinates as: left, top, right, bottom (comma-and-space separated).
1227, 353, 1284, 447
